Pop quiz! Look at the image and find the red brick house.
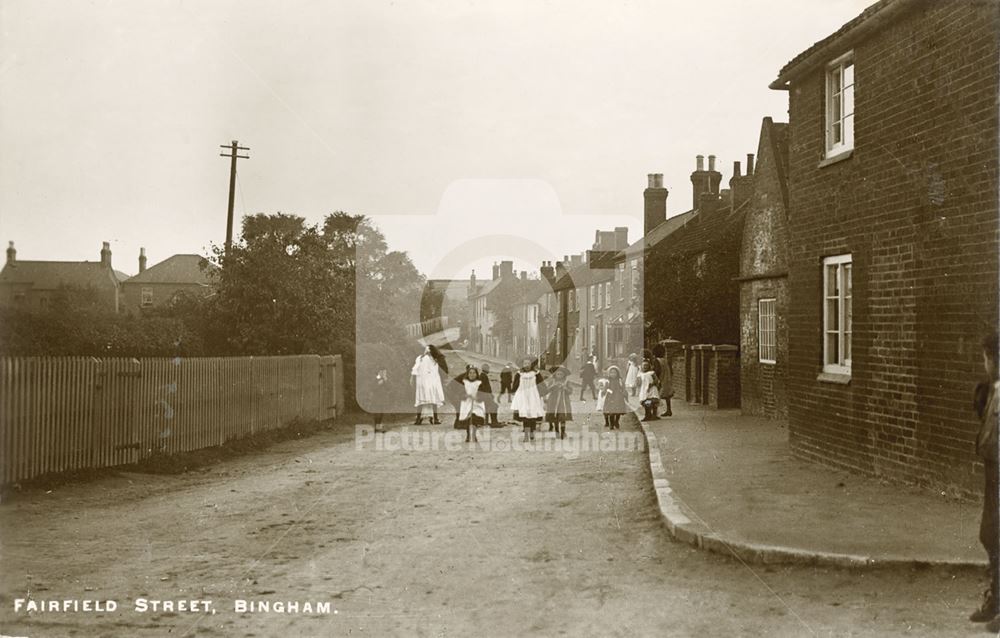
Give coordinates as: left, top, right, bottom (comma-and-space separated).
0, 241, 127, 312
772, 0, 999, 492
121, 251, 217, 312
739, 117, 790, 420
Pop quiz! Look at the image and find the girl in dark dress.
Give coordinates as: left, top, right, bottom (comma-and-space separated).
602, 365, 629, 430
544, 366, 573, 439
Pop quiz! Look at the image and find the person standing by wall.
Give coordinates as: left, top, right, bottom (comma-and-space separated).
653, 343, 673, 417
972, 332, 1000, 630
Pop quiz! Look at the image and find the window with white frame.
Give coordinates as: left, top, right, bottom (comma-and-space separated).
141, 287, 154, 307
618, 263, 625, 299
604, 282, 611, 308
589, 285, 595, 310
823, 254, 852, 374
758, 298, 777, 364
630, 259, 639, 299
825, 52, 854, 156
589, 325, 595, 352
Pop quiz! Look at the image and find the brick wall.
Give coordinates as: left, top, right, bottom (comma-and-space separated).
740, 279, 789, 419
784, 1, 999, 495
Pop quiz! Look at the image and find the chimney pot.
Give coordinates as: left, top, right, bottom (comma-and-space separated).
5, 241, 15, 266
708, 155, 716, 172
100, 241, 112, 267
733, 160, 741, 178
138, 247, 148, 273
696, 155, 704, 171
647, 173, 656, 188
746, 153, 755, 176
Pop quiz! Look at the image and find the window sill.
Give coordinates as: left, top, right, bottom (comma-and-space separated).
759, 360, 777, 366
817, 371, 851, 385
818, 148, 853, 168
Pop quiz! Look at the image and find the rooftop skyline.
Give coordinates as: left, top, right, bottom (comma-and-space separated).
1, 0, 871, 279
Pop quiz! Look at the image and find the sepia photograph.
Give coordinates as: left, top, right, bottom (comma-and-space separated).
1, 0, 998, 635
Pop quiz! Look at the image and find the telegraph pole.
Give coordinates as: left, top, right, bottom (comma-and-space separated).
219, 140, 250, 256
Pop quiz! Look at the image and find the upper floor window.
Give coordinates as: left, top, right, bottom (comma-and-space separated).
618, 264, 625, 300
589, 285, 596, 310
826, 53, 854, 156
823, 254, 852, 375
604, 282, 611, 308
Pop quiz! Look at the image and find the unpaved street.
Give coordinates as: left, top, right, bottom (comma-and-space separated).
0, 399, 989, 637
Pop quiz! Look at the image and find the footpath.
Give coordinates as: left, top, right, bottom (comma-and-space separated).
636, 401, 988, 569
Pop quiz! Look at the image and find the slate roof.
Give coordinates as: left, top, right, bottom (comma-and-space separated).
0, 260, 121, 291
125, 254, 217, 285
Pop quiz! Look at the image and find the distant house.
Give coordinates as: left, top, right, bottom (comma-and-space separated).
772, 0, 999, 492
0, 241, 127, 312
738, 117, 790, 420
121, 250, 216, 312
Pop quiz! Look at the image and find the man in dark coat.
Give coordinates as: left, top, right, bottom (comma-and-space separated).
579, 357, 597, 401
972, 332, 1000, 630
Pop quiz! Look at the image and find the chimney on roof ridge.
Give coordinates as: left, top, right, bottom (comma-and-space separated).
730, 154, 756, 209
746, 153, 755, 176
644, 173, 668, 237
139, 247, 147, 273
6, 241, 15, 266
691, 154, 722, 210
100, 241, 112, 267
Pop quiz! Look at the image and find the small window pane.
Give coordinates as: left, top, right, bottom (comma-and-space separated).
826, 265, 840, 295
826, 333, 839, 364
843, 85, 854, 117
826, 300, 839, 330
843, 61, 854, 87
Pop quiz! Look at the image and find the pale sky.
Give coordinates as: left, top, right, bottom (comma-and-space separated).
0, 0, 872, 280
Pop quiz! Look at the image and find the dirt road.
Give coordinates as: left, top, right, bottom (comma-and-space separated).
0, 375, 990, 636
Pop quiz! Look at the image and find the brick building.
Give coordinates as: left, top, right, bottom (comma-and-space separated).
121, 250, 216, 312
772, 0, 999, 492
0, 241, 127, 312
738, 117, 790, 420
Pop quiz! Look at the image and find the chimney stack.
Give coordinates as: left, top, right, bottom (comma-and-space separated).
729, 153, 756, 209
100, 241, 112, 267
690, 154, 722, 210
643, 173, 669, 237
700, 191, 721, 216
500, 260, 514, 279
540, 261, 555, 282
614, 226, 628, 250
492, 263, 500, 280
6, 241, 15, 266
555, 260, 566, 279
139, 247, 147, 273
520, 271, 528, 281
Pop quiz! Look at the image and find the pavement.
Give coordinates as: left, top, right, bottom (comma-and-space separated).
637, 400, 989, 569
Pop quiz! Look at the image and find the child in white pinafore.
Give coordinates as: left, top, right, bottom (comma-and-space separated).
510, 357, 546, 442
595, 376, 611, 428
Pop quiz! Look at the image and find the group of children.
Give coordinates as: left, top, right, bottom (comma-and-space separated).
375, 344, 675, 441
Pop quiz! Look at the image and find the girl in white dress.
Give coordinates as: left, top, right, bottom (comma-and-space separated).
638, 359, 661, 422
410, 345, 447, 424
510, 357, 547, 442
456, 366, 487, 443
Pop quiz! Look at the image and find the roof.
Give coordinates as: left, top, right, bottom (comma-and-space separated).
125, 254, 217, 285
655, 199, 749, 262
0, 260, 121, 291
618, 209, 698, 260
770, 0, 919, 89
765, 119, 790, 211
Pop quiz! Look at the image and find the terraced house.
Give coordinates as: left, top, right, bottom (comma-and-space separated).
772, 0, 999, 493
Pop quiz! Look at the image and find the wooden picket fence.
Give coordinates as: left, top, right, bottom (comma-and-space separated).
0, 354, 343, 486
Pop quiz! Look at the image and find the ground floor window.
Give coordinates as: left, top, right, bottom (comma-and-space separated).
822, 254, 852, 374
758, 298, 776, 364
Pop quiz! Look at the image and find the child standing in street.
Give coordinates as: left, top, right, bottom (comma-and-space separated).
499, 364, 515, 403
625, 354, 640, 397
456, 366, 487, 443
511, 357, 546, 442
595, 376, 611, 428
638, 360, 661, 422
544, 366, 573, 439
603, 365, 628, 430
